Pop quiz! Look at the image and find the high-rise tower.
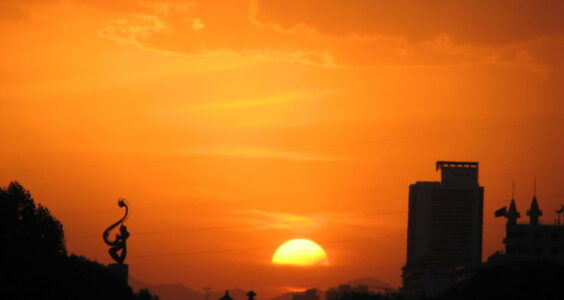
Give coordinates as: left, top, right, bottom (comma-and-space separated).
401, 161, 484, 299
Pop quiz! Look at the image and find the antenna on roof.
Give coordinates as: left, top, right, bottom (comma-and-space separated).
556, 205, 564, 225
512, 179, 515, 199
533, 177, 537, 197
204, 287, 212, 300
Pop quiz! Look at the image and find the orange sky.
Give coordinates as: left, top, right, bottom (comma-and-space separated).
1, 0, 564, 298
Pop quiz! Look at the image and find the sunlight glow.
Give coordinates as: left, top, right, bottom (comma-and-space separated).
272, 239, 329, 266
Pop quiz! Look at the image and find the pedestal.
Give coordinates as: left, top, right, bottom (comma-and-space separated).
109, 263, 129, 284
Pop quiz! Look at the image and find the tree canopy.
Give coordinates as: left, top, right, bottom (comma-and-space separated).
0, 181, 158, 300
1, 181, 66, 258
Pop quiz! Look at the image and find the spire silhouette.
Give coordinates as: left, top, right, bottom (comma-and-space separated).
507, 198, 520, 225
527, 196, 543, 225
220, 290, 233, 300
526, 178, 543, 225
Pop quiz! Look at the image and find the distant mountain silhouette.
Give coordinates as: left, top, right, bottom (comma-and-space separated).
130, 277, 203, 300
267, 289, 330, 300
129, 277, 396, 300
268, 291, 295, 300
130, 278, 248, 300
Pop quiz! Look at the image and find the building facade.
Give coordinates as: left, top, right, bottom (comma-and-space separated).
490, 195, 564, 264
402, 161, 484, 299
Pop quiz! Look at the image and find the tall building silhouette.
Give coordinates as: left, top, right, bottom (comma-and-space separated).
401, 161, 484, 299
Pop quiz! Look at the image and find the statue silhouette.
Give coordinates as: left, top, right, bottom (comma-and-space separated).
103, 198, 130, 264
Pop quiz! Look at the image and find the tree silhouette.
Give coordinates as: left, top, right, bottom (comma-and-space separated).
0, 181, 158, 300
0, 181, 66, 258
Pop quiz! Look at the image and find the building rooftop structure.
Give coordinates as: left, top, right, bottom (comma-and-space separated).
490, 191, 564, 264
435, 161, 479, 186
219, 291, 233, 300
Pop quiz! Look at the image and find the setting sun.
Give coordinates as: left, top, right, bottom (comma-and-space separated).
272, 239, 329, 266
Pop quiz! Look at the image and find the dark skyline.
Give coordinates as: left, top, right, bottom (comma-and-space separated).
1, 0, 564, 299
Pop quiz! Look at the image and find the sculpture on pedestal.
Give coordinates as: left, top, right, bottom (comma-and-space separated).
103, 198, 130, 264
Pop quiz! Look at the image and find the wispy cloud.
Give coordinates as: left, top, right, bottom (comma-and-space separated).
97, 15, 179, 56
191, 146, 342, 162
187, 91, 336, 111
190, 95, 294, 111
231, 210, 322, 231
229, 210, 402, 234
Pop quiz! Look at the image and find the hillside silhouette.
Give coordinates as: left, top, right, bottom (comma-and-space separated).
0, 181, 158, 300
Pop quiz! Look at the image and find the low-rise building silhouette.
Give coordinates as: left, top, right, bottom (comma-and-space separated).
326, 284, 370, 300
292, 289, 319, 300
401, 161, 484, 299
490, 193, 564, 264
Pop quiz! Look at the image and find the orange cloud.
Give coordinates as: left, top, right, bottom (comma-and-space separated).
255, 0, 564, 45
82, 0, 564, 72
232, 210, 321, 232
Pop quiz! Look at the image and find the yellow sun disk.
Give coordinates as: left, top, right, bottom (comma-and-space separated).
272, 239, 329, 266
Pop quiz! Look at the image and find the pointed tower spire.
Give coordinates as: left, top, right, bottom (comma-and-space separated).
220, 291, 234, 300
507, 198, 520, 225
527, 178, 543, 225
527, 197, 543, 226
